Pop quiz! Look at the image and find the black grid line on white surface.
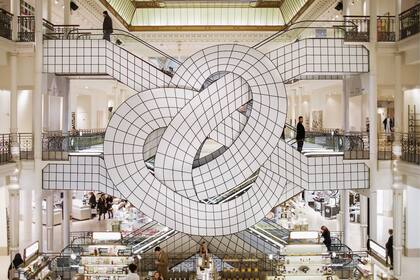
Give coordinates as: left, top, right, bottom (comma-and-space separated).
43, 40, 171, 91
42, 155, 122, 198
267, 38, 369, 82
41, 41, 370, 236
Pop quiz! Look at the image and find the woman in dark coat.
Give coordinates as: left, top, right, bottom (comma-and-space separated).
8, 253, 24, 280
321, 225, 332, 251
106, 195, 114, 219
97, 194, 107, 221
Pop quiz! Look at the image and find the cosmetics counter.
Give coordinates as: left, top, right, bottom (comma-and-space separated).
71, 232, 134, 280
17, 241, 55, 280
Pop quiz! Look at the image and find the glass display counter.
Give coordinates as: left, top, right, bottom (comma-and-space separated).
74, 244, 133, 280
18, 242, 54, 280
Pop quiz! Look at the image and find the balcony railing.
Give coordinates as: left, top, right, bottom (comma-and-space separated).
400, 3, 420, 40
0, 8, 13, 40
17, 15, 35, 42
377, 16, 396, 42
401, 133, 420, 165
343, 16, 370, 42
0, 133, 34, 165
344, 15, 397, 42
0, 134, 12, 165
42, 129, 105, 161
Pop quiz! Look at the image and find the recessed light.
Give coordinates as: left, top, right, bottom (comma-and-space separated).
84, 86, 89, 89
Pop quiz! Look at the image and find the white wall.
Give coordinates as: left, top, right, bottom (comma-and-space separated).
0, 90, 10, 133
18, 90, 33, 133
406, 186, 420, 254
76, 95, 91, 129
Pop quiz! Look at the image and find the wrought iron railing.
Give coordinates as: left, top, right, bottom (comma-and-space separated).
18, 133, 34, 160
401, 133, 420, 165
0, 134, 12, 165
400, 3, 420, 40
377, 15, 396, 42
343, 16, 370, 42
0, 8, 13, 40
17, 15, 34, 42
377, 133, 394, 160
42, 129, 105, 161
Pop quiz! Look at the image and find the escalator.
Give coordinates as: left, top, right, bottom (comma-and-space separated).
248, 218, 290, 249
122, 221, 176, 254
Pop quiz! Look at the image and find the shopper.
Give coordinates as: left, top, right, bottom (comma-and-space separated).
102, 11, 113, 41
97, 194, 107, 221
8, 253, 24, 280
154, 247, 168, 280
385, 229, 393, 270
383, 115, 394, 133
125, 263, 140, 280
106, 195, 114, 219
320, 226, 332, 252
153, 271, 163, 280
296, 116, 305, 152
88, 192, 96, 209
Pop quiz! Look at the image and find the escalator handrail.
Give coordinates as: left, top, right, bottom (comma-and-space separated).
253, 19, 358, 49
62, 28, 182, 65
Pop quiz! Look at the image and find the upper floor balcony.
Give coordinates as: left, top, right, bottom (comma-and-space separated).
343, 3, 420, 42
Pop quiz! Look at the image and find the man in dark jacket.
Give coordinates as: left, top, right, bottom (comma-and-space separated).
102, 11, 113, 41
385, 229, 393, 270
296, 116, 305, 152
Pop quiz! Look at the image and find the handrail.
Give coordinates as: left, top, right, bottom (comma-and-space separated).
0, 7, 13, 17
64, 28, 181, 65
253, 19, 357, 49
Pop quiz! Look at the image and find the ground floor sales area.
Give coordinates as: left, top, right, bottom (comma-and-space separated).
0, 187, 419, 280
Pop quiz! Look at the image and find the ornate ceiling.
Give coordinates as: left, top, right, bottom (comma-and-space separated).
99, 0, 315, 31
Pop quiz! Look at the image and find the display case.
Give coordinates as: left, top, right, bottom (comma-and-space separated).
75, 244, 133, 280
18, 242, 54, 280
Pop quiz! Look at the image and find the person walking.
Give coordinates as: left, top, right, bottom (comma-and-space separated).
320, 226, 332, 252
97, 194, 107, 221
154, 247, 168, 280
102, 11, 113, 41
125, 263, 140, 280
8, 253, 24, 280
106, 195, 114, 219
296, 116, 305, 152
385, 229, 393, 270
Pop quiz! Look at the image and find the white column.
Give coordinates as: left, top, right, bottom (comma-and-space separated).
340, 190, 350, 245
360, 194, 368, 250
368, 0, 378, 168
395, 0, 401, 41
394, 54, 403, 145
11, 0, 20, 41
342, 77, 350, 132
21, 188, 32, 247
64, 0, 71, 25
290, 89, 296, 125
33, 0, 44, 251
368, 0, 378, 229
8, 184, 20, 257
392, 172, 404, 276
46, 0, 52, 21
297, 86, 303, 120
46, 191, 54, 252
369, 190, 378, 242
62, 191, 72, 247
10, 52, 18, 148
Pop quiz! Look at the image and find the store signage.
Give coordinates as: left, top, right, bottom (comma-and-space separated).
92, 232, 122, 241
24, 241, 39, 261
